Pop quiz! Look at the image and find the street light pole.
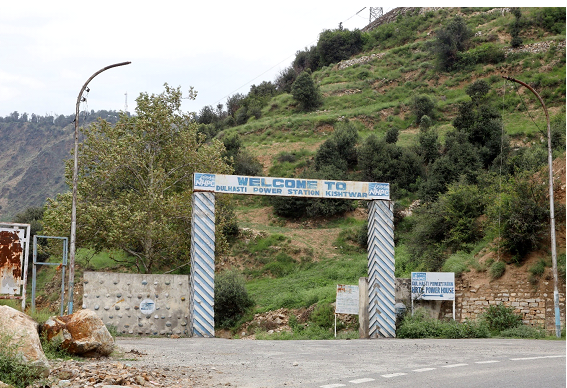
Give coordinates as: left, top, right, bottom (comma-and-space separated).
502, 75, 561, 338
68, 61, 131, 314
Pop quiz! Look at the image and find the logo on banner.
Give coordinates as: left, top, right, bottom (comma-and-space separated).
368, 183, 389, 197
194, 173, 215, 188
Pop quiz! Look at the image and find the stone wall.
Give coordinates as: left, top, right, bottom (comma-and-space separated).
452, 276, 566, 333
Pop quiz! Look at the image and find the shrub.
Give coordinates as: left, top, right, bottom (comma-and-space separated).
396, 309, 442, 338
439, 319, 490, 339
433, 16, 474, 71
529, 258, 547, 277
411, 95, 435, 124
499, 325, 545, 339
310, 303, 335, 329
490, 173, 549, 260
489, 261, 506, 280
385, 126, 399, 144
482, 304, 522, 333
397, 308, 489, 339
214, 271, 255, 329
0, 333, 43, 388
233, 151, 263, 176
291, 70, 322, 111
442, 252, 472, 277
317, 28, 364, 67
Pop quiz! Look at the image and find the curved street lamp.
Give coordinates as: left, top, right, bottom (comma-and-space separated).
68, 61, 131, 314
502, 75, 561, 338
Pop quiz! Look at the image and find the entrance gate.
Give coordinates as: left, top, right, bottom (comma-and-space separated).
190, 173, 394, 338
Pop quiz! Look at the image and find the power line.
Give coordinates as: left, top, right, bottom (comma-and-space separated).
212, 8, 370, 107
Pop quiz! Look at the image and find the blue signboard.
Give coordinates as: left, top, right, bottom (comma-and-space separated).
193, 173, 389, 200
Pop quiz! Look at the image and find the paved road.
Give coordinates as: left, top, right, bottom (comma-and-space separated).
116, 337, 566, 388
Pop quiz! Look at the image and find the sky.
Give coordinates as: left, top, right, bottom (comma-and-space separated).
0, 1, 395, 118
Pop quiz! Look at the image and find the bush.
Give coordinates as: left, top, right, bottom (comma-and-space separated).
491, 173, 549, 260
482, 304, 522, 333
0, 333, 43, 388
397, 309, 442, 338
317, 28, 364, 67
499, 325, 545, 339
411, 95, 435, 124
433, 16, 474, 71
291, 70, 322, 111
397, 308, 489, 338
489, 261, 506, 280
214, 271, 255, 329
310, 303, 335, 329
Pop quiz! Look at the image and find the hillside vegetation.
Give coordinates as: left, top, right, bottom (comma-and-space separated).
4, 7, 566, 336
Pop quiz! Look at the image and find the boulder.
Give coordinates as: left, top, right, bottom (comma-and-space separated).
0, 306, 50, 377
42, 309, 114, 357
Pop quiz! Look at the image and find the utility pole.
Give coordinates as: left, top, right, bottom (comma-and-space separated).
369, 7, 383, 23
502, 75, 561, 338
69, 61, 131, 315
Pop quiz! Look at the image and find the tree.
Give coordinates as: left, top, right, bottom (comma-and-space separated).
411, 95, 435, 125
358, 134, 424, 198
314, 121, 359, 171
291, 70, 322, 111
43, 85, 232, 273
453, 80, 508, 169
317, 28, 363, 67
433, 16, 473, 71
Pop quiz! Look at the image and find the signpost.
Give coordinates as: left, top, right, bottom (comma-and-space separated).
411, 272, 455, 320
335, 284, 359, 337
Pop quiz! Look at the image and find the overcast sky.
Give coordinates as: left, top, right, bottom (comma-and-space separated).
0, 1, 396, 118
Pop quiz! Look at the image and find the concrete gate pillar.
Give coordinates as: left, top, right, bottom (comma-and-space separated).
367, 200, 396, 338
189, 192, 216, 337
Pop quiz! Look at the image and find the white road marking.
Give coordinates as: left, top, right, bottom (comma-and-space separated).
413, 367, 437, 372
381, 372, 407, 378
475, 360, 500, 364
321, 355, 566, 387
349, 378, 375, 384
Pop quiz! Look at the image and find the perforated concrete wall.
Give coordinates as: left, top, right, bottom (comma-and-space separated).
82, 272, 190, 336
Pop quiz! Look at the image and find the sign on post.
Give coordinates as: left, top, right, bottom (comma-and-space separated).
335, 284, 359, 337
336, 284, 359, 315
411, 272, 456, 320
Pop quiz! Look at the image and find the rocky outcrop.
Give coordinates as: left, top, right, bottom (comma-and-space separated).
42, 309, 114, 357
0, 306, 50, 377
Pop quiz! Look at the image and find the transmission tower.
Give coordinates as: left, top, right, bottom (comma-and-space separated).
369, 7, 383, 23
124, 92, 128, 113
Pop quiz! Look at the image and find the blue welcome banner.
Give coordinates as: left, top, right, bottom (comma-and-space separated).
194, 173, 389, 200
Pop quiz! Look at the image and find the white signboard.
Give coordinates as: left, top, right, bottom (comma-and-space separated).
411, 272, 455, 301
194, 173, 390, 200
335, 284, 359, 315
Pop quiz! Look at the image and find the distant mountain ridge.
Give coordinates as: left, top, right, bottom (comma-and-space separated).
0, 111, 121, 221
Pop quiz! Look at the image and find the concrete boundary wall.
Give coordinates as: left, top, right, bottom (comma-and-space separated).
82, 272, 190, 336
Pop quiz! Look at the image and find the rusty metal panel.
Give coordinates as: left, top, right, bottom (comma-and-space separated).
0, 228, 24, 295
